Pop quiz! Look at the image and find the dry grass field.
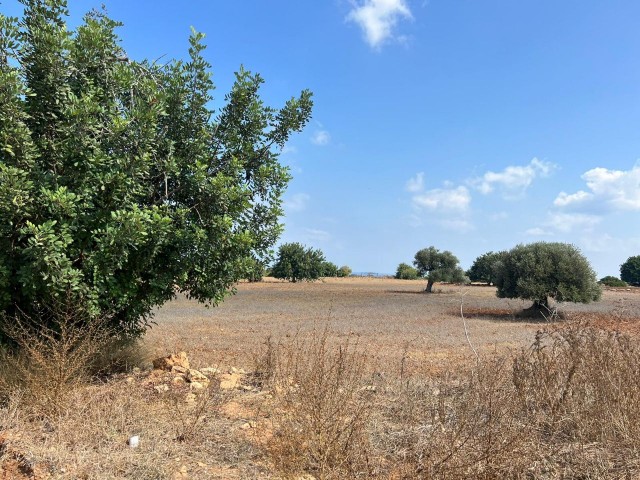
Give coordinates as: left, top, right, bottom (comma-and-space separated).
2, 277, 640, 479
148, 277, 640, 375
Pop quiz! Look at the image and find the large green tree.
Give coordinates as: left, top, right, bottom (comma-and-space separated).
0, 2, 312, 338
413, 247, 467, 293
495, 242, 601, 311
467, 251, 506, 285
620, 256, 640, 286
271, 243, 326, 283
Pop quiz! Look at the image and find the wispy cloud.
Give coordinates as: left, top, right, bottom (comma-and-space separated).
547, 212, 601, 233
471, 158, 556, 198
440, 218, 474, 233
412, 186, 471, 213
346, 0, 413, 49
311, 130, 331, 146
554, 164, 640, 212
405, 172, 424, 192
525, 227, 553, 236
526, 212, 601, 237
284, 193, 310, 213
281, 144, 298, 155
304, 228, 332, 243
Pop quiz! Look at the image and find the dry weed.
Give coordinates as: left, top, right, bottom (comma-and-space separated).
264, 325, 374, 479
372, 317, 640, 479
0, 306, 112, 417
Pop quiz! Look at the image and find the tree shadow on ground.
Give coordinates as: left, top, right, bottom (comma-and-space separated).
456, 307, 563, 324
386, 289, 455, 295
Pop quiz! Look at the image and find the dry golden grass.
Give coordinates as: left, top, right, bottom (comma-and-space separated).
1, 278, 639, 478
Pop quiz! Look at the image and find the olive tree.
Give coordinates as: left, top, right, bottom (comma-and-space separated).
271, 243, 326, 282
495, 242, 601, 311
467, 251, 506, 285
620, 256, 640, 286
413, 247, 467, 293
0, 2, 313, 339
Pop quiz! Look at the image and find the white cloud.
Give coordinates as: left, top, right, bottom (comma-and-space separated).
580, 233, 614, 253
440, 218, 474, 233
346, 0, 413, 49
304, 228, 331, 243
525, 211, 601, 237
284, 193, 310, 213
472, 158, 556, 197
525, 227, 553, 236
311, 130, 330, 146
554, 190, 592, 208
547, 212, 601, 233
405, 172, 424, 192
554, 164, 640, 211
412, 186, 471, 213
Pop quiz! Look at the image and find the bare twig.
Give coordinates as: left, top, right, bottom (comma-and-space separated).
459, 288, 479, 364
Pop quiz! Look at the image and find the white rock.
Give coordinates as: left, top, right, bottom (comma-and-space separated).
128, 435, 139, 448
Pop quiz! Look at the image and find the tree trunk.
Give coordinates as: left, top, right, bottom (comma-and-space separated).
525, 298, 550, 314
425, 279, 434, 293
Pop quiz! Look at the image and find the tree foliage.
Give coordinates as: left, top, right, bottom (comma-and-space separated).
620, 256, 640, 286
413, 247, 467, 292
321, 261, 338, 278
599, 276, 627, 287
0, 2, 313, 338
395, 262, 418, 280
495, 242, 601, 310
337, 265, 352, 278
467, 251, 506, 285
271, 243, 326, 282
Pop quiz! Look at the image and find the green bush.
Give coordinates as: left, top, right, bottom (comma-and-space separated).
0, 2, 313, 340
395, 263, 419, 280
599, 276, 627, 287
337, 266, 352, 277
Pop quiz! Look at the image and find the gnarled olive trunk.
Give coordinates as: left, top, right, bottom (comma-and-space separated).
425, 279, 435, 293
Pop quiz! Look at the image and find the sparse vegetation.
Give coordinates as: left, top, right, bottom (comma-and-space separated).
2, 278, 640, 478
262, 326, 373, 478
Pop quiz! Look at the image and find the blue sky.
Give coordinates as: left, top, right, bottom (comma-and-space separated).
4, 0, 640, 277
